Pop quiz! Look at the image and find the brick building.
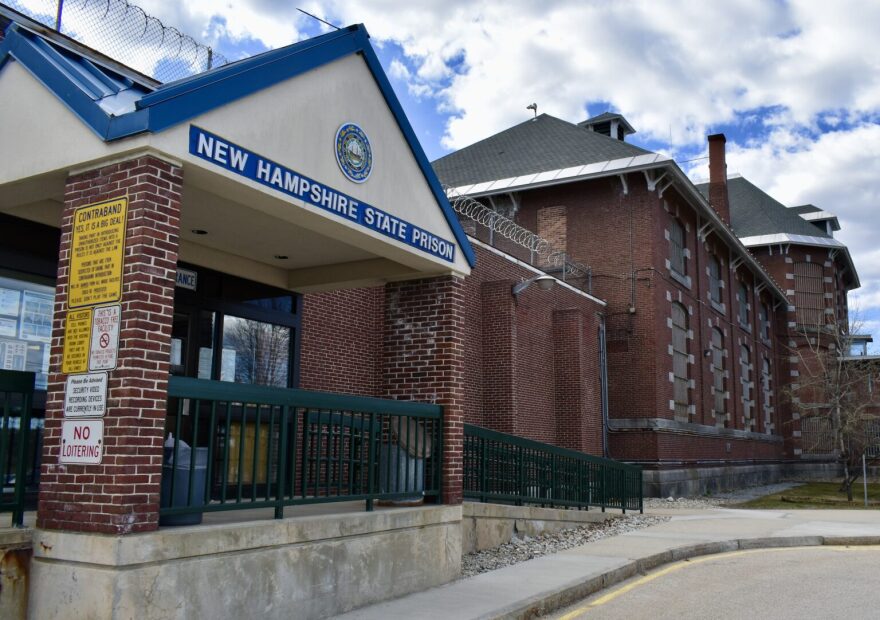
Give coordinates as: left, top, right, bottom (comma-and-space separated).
433, 113, 864, 493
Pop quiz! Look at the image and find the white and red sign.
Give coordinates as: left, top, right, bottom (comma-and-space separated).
89, 304, 120, 371
60, 419, 104, 464
63, 372, 107, 418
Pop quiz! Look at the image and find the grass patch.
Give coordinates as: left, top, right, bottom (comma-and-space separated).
734, 482, 880, 509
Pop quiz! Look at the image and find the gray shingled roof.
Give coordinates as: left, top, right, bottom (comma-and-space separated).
790, 204, 822, 215
431, 113, 652, 188
695, 176, 829, 239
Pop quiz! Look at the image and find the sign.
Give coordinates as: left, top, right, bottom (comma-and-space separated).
189, 126, 456, 264
335, 123, 373, 183
60, 419, 104, 464
89, 304, 120, 371
61, 308, 92, 374
176, 268, 198, 291
68, 198, 128, 308
64, 372, 108, 418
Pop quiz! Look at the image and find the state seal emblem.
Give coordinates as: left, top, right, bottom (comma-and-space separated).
335, 123, 373, 183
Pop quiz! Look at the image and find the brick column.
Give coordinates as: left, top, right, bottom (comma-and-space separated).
383, 276, 466, 504
552, 309, 590, 452
38, 156, 182, 534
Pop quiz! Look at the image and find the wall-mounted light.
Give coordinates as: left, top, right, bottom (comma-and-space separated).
512, 274, 556, 298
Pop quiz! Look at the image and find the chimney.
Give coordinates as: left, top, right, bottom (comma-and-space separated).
707, 133, 730, 226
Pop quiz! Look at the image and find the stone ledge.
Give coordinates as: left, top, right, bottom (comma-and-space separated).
33, 504, 461, 567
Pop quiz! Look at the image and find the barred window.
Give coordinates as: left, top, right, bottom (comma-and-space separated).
671, 303, 689, 420
759, 301, 771, 340
709, 255, 723, 304
670, 219, 686, 275
794, 262, 825, 327
762, 356, 773, 432
737, 281, 750, 327
740, 345, 752, 427
711, 328, 726, 419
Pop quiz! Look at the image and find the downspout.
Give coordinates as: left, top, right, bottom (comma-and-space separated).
599, 314, 610, 457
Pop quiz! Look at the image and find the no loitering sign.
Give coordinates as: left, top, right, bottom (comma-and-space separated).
60, 419, 104, 464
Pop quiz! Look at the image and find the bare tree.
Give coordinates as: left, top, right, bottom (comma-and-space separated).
224, 318, 290, 387
787, 315, 880, 501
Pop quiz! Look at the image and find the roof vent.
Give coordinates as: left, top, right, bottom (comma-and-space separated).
578, 112, 635, 141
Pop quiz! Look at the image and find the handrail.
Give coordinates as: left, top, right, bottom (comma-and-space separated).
463, 423, 642, 513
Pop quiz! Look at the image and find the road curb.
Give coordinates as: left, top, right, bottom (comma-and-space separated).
487, 535, 880, 619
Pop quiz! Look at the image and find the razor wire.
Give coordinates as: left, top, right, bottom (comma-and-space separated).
4, 0, 228, 82
445, 185, 593, 289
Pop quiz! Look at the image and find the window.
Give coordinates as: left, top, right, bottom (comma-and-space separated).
671, 303, 689, 420
0, 274, 54, 391
709, 255, 723, 305
761, 356, 773, 433
711, 328, 726, 422
759, 301, 771, 341
737, 282, 750, 328
794, 262, 824, 327
669, 219, 686, 275
740, 345, 752, 428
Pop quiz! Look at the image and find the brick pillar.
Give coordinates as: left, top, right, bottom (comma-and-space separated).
383, 276, 466, 504
38, 156, 182, 534
480, 280, 516, 433
552, 309, 589, 452
707, 133, 730, 226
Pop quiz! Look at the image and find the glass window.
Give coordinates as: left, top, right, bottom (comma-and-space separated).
221, 315, 290, 387
737, 282, 750, 327
670, 219, 686, 275
709, 255, 723, 304
0, 274, 54, 390
711, 328, 726, 421
671, 303, 689, 420
794, 262, 824, 327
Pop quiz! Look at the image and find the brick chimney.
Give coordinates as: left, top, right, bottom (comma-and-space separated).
707, 133, 730, 226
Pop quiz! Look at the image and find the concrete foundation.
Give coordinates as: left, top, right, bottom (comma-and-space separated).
461, 502, 613, 553
0, 529, 31, 620
642, 462, 845, 497
28, 505, 461, 620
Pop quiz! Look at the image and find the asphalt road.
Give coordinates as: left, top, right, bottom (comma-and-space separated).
549, 546, 880, 620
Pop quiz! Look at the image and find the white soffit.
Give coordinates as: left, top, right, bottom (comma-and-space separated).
738, 233, 847, 248
448, 153, 671, 197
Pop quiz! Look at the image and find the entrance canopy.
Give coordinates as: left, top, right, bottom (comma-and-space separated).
0, 22, 473, 291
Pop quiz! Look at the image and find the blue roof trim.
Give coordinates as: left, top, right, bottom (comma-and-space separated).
0, 21, 475, 267
353, 28, 476, 267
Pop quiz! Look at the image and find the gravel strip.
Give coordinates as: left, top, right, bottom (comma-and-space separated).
461, 514, 670, 578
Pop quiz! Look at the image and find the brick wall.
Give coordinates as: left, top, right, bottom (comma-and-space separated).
38, 156, 182, 534
299, 287, 383, 396
383, 276, 466, 503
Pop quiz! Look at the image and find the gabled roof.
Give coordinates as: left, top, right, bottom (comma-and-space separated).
0, 20, 475, 266
432, 113, 651, 188
696, 176, 859, 289
695, 176, 830, 239
790, 204, 822, 215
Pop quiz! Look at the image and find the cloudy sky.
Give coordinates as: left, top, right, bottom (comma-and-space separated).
16, 0, 880, 344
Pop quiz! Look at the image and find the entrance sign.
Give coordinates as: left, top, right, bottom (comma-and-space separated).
189, 126, 456, 263
68, 198, 128, 308
60, 419, 104, 464
62, 308, 92, 374
89, 304, 121, 371
176, 267, 198, 291
64, 372, 108, 418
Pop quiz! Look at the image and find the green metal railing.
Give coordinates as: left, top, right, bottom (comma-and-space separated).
161, 376, 442, 520
463, 424, 642, 513
1, 370, 35, 526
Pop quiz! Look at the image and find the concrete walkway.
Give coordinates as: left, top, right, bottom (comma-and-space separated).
337, 507, 880, 620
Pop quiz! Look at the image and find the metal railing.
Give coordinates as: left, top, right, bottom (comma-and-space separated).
463, 424, 642, 513
161, 376, 442, 520
1, 370, 34, 526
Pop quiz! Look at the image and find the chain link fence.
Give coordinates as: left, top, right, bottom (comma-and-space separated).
3, 0, 227, 82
